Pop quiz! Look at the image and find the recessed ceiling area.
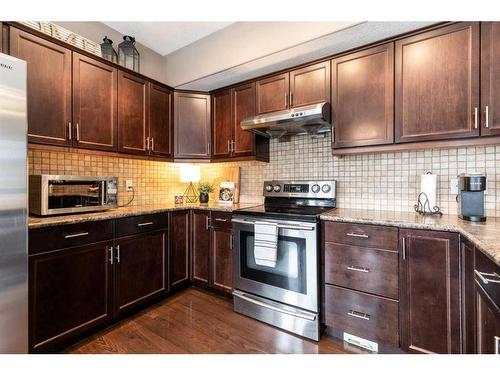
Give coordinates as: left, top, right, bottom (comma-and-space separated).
103, 21, 234, 56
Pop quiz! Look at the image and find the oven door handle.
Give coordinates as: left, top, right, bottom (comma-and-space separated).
233, 291, 316, 321
231, 218, 316, 231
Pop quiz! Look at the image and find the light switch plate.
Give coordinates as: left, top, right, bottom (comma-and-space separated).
125, 179, 133, 192
450, 178, 459, 195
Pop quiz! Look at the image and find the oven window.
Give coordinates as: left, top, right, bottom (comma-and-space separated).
239, 230, 307, 294
48, 180, 103, 210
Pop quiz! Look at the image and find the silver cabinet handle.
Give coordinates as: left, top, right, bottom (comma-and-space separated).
485, 106, 489, 128
474, 270, 500, 285
230, 234, 233, 250
348, 310, 370, 321
231, 140, 235, 153
151, 137, 154, 151
208, 142, 211, 155
346, 232, 369, 238
347, 265, 370, 273
146, 137, 150, 151
137, 221, 154, 227
64, 231, 89, 239
205, 216, 210, 230
474, 107, 478, 129
215, 218, 228, 222
107, 245, 113, 265
495, 336, 499, 354
68, 122, 72, 141
76, 123, 80, 141
227, 139, 231, 153
402, 237, 406, 260
115, 245, 120, 263
284, 91, 287, 107
289, 91, 293, 107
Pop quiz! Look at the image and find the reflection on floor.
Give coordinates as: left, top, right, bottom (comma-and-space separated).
66, 287, 372, 354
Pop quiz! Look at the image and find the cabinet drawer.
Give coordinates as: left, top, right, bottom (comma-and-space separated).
475, 248, 500, 309
210, 211, 232, 229
29, 220, 114, 255
324, 242, 399, 299
325, 285, 399, 347
115, 213, 168, 237
323, 221, 398, 250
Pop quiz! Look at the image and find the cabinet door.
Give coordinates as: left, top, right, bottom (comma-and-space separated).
475, 284, 500, 354
399, 229, 461, 353
114, 230, 167, 316
232, 82, 256, 157
211, 226, 233, 294
290, 61, 330, 108
118, 71, 149, 155
191, 210, 210, 286
149, 83, 172, 158
256, 72, 289, 115
73, 53, 117, 151
461, 238, 476, 354
174, 92, 211, 159
395, 22, 480, 143
29, 241, 113, 352
332, 43, 394, 148
10, 28, 71, 146
170, 210, 190, 288
481, 22, 500, 136
212, 89, 232, 158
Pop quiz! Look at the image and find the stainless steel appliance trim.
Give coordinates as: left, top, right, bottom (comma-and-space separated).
137, 221, 154, 227
232, 217, 315, 231
348, 310, 371, 321
346, 232, 369, 238
347, 265, 370, 273
232, 291, 316, 321
474, 270, 500, 285
262, 180, 336, 199
64, 232, 89, 239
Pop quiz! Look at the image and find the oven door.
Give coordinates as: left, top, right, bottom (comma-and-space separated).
232, 215, 318, 312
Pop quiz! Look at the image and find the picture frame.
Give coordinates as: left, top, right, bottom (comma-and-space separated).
218, 182, 235, 204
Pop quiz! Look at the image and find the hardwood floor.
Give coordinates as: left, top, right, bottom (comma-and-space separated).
65, 288, 371, 354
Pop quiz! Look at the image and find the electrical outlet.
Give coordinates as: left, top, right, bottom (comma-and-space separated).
125, 179, 133, 192
450, 178, 459, 195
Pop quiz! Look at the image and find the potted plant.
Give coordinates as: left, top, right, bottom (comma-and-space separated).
197, 182, 214, 204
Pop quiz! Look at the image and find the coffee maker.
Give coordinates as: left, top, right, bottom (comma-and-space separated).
457, 173, 487, 222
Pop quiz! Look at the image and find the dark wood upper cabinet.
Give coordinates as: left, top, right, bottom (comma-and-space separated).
29, 241, 113, 352
10, 28, 72, 146
211, 226, 233, 294
290, 61, 330, 108
395, 22, 480, 143
191, 210, 210, 286
118, 71, 149, 155
232, 82, 256, 157
332, 43, 394, 148
399, 229, 461, 354
114, 230, 167, 316
149, 83, 173, 158
480, 22, 500, 136
256, 72, 289, 115
72, 53, 117, 152
174, 92, 211, 159
169, 210, 190, 288
212, 89, 232, 158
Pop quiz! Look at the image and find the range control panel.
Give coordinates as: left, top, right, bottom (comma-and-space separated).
263, 180, 336, 199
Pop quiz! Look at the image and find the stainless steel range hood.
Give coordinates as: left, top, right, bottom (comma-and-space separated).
240, 102, 331, 139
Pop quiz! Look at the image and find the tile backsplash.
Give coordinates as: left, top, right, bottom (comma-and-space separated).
29, 133, 500, 216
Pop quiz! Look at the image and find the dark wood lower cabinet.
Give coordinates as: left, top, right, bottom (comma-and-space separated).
114, 230, 167, 316
29, 240, 113, 352
461, 237, 476, 353
399, 229, 461, 353
191, 210, 210, 286
169, 210, 190, 289
211, 226, 233, 294
475, 284, 500, 354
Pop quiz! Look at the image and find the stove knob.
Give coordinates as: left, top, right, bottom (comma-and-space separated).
273, 185, 281, 192
321, 184, 331, 193
265, 184, 273, 192
311, 184, 320, 193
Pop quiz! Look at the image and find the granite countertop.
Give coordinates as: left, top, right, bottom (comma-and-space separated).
28, 202, 259, 229
320, 208, 500, 267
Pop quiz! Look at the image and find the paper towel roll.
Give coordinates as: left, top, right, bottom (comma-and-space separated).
420, 172, 437, 212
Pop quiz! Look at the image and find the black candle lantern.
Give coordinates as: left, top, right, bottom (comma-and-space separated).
118, 35, 140, 72
100, 36, 118, 63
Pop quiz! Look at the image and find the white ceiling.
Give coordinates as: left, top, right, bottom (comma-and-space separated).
103, 21, 234, 56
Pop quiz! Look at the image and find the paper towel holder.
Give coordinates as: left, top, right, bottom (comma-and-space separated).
414, 172, 442, 216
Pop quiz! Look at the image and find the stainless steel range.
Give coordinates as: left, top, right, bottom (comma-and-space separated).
232, 180, 336, 341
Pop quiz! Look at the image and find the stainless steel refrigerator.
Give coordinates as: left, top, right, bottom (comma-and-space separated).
0, 52, 28, 353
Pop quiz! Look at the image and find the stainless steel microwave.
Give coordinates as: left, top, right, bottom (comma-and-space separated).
29, 175, 118, 216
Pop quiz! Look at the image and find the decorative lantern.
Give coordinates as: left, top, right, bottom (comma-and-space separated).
118, 35, 140, 72
100, 36, 118, 63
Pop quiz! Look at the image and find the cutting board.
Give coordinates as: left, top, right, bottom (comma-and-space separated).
213, 166, 240, 204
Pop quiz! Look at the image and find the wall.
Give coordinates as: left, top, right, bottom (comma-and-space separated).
54, 21, 167, 84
